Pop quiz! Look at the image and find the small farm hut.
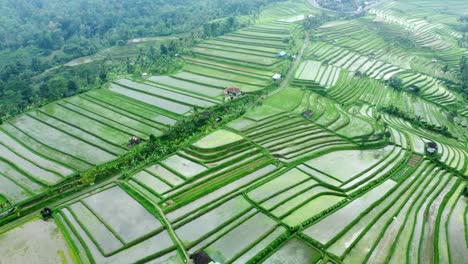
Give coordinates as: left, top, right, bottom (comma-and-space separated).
303, 109, 313, 119
41, 208, 53, 220
129, 136, 141, 145
426, 141, 438, 155
277, 51, 287, 58
409, 84, 420, 93
190, 250, 213, 264
272, 73, 282, 82
224, 87, 242, 100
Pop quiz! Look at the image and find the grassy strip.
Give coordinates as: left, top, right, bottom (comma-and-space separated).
54, 213, 84, 264
0, 141, 66, 178
433, 180, 460, 263
228, 225, 282, 263
81, 93, 173, 128
169, 157, 272, 207
380, 105, 454, 139
4, 123, 93, 170
58, 210, 96, 264
82, 94, 261, 186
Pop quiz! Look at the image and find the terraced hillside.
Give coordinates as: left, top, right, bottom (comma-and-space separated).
0, 17, 299, 207
0, 0, 467, 263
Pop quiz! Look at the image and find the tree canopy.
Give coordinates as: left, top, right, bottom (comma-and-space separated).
388, 76, 404, 91
0, 0, 282, 120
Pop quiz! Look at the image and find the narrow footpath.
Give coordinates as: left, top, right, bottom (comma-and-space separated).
270, 31, 310, 96
153, 203, 190, 262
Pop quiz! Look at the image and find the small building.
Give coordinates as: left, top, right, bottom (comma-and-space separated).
272, 73, 282, 82
189, 250, 213, 264
129, 136, 141, 146
303, 109, 313, 119
409, 84, 420, 93
141, 72, 148, 78
432, 58, 438, 63
426, 141, 438, 155
40, 208, 52, 220
163, 200, 174, 207
224, 87, 242, 100
277, 51, 287, 58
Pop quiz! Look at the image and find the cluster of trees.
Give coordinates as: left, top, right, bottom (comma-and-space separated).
461, 56, 468, 98
247, 233, 291, 263
202, 17, 244, 39
303, 13, 335, 32
371, 21, 419, 49
456, 16, 468, 48
317, 0, 366, 13
0, 0, 282, 121
387, 76, 404, 91
84, 93, 258, 184
386, 76, 419, 95
380, 105, 453, 138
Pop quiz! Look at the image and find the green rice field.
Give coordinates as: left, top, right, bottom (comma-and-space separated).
0, 0, 467, 263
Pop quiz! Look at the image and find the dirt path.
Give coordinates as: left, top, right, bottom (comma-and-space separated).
269, 32, 310, 96
153, 203, 190, 262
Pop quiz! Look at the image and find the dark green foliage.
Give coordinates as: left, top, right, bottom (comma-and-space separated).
380, 106, 454, 138
457, 15, 468, 48
370, 21, 418, 49
303, 13, 335, 32
202, 17, 245, 39
409, 85, 420, 94
387, 76, 403, 91
461, 56, 468, 98
0, 0, 281, 121
83, 94, 259, 185
317, 0, 366, 13
246, 233, 291, 264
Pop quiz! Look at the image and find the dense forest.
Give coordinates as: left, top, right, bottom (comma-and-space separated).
316, 0, 367, 13
462, 56, 468, 96
0, 0, 282, 121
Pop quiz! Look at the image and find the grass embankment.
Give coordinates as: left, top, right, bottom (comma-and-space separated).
0, 93, 264, 227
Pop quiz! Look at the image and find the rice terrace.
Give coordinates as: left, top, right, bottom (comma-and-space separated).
0, 0, 466, 263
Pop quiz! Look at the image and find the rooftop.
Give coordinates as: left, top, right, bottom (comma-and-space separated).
190, 250, 213, 264
224, 87, 242, 96
277, 51, 287, 57
272, 73, 282, 80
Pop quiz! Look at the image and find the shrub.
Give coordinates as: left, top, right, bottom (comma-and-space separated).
387, 76, 403, 91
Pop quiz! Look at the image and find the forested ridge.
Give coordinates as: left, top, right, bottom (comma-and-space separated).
0, 0, 282, 120
316, 0, 367, 12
